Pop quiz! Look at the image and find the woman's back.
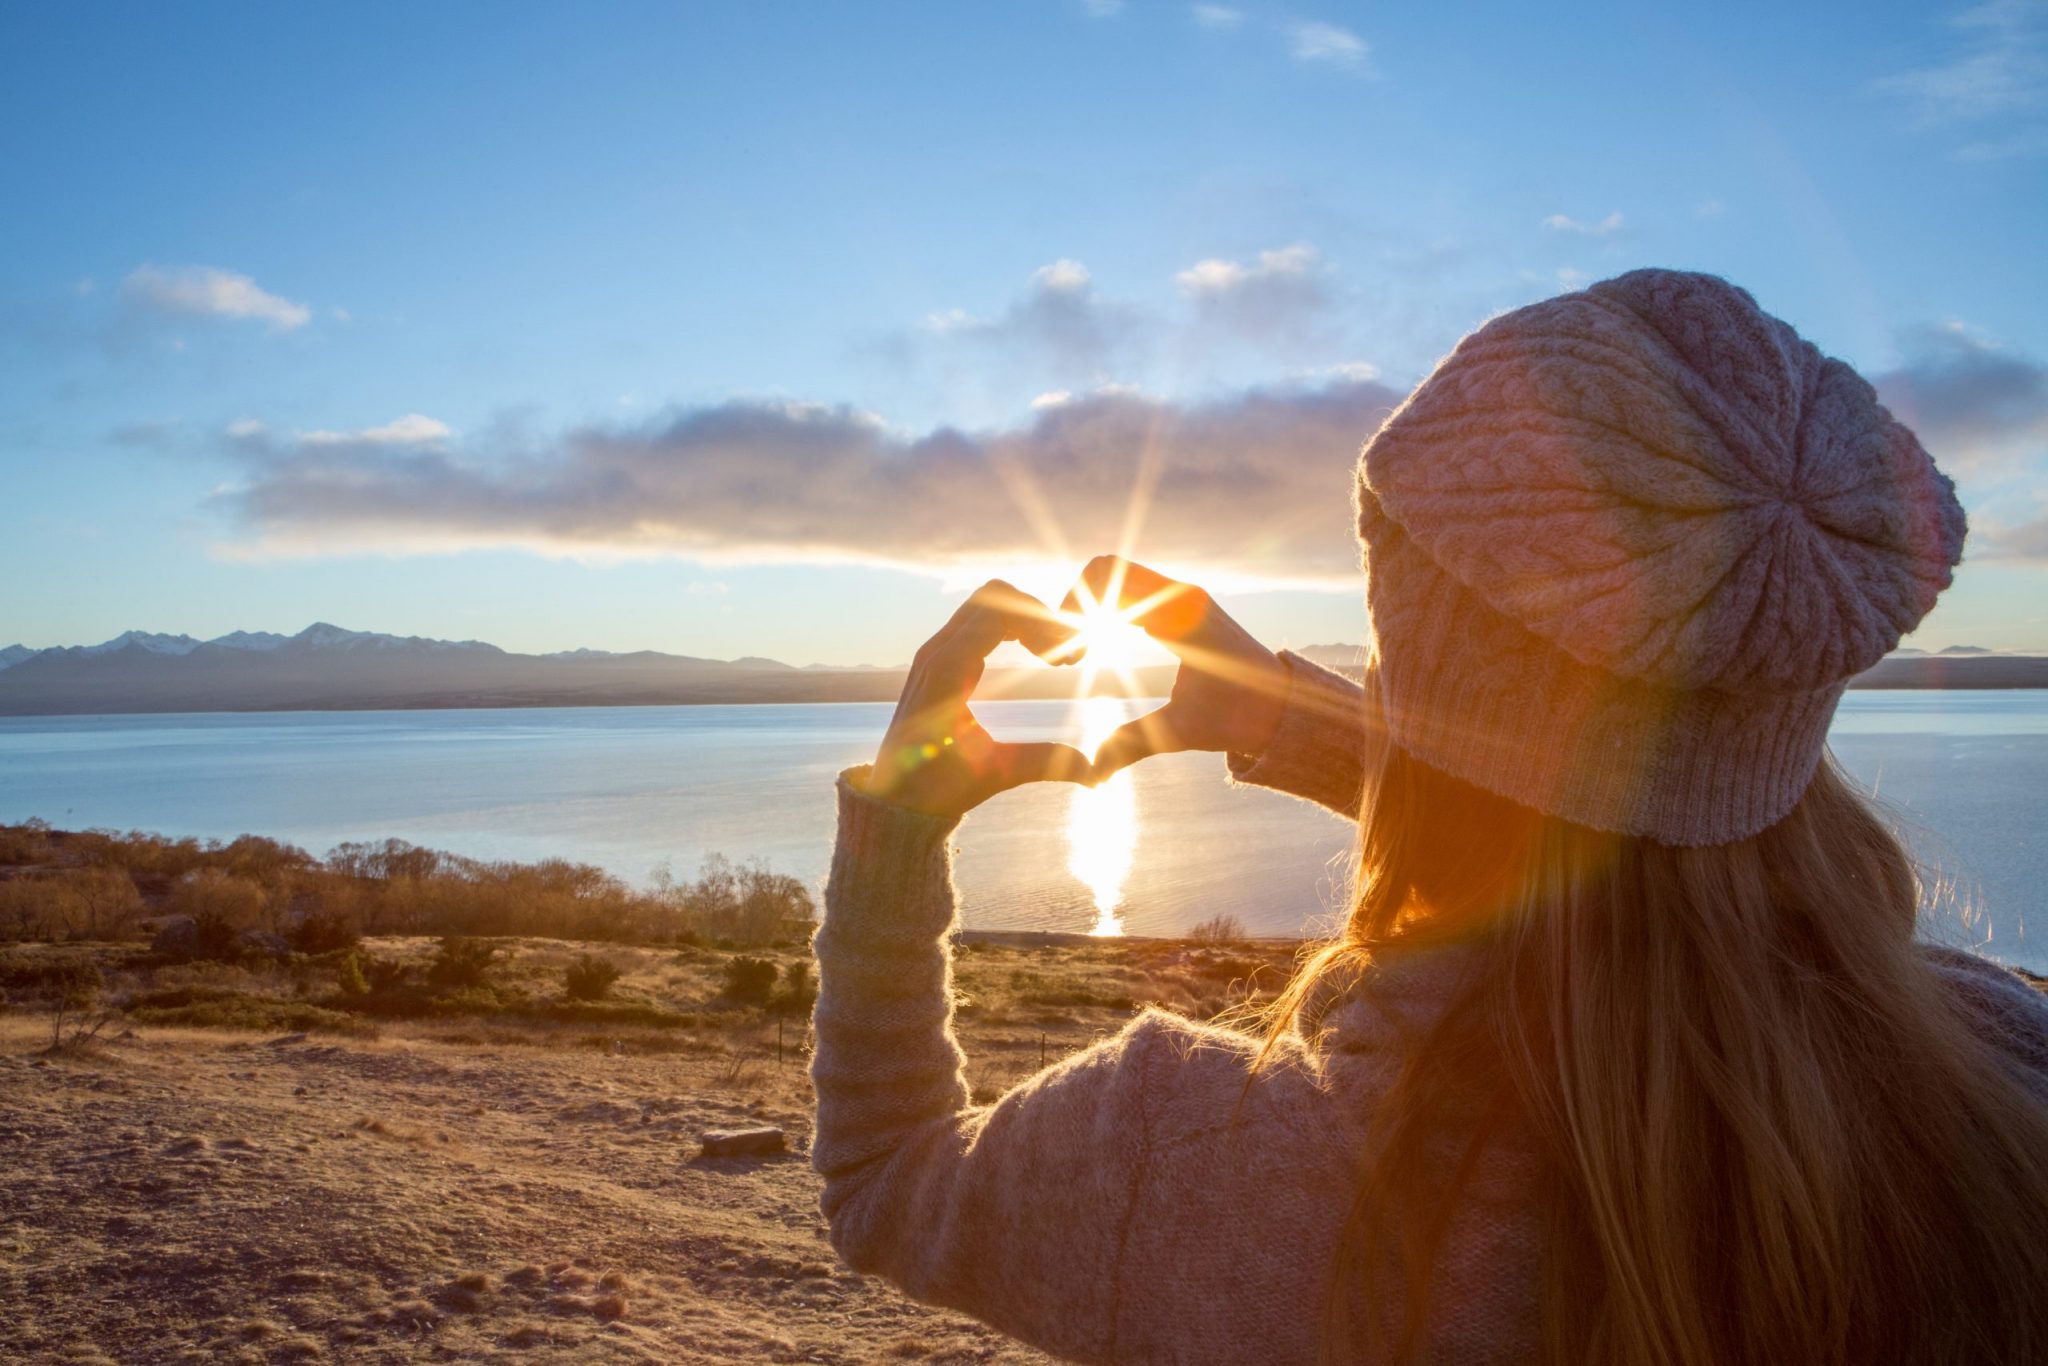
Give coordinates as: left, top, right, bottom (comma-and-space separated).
810, 270, 2048, 1364
811, 656, 2048, 1363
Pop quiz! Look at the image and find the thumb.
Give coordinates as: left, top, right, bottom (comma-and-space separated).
985, 741, 1095, 795
1088, 707, 1185, 781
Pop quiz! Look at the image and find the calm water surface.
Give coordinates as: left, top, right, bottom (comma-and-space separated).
0, 691, 2041, 971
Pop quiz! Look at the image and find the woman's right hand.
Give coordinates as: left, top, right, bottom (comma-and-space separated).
1063, 556, 1289, 780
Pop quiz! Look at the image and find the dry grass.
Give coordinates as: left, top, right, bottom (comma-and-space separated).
0, 931, 1303, 1363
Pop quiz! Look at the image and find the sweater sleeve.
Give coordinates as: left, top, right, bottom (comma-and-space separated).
1224, 649, 1372, 820
808, 769, 1338, 1363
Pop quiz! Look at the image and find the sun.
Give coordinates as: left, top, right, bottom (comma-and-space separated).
1066, 599, 1154, 675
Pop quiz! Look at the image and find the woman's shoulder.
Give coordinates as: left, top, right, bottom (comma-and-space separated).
1918, 943, 2048, 1078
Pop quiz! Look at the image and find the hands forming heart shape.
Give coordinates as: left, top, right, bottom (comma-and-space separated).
859, 556, 1290, 817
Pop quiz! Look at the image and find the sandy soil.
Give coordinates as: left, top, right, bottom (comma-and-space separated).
0, 1019, 1055, 1365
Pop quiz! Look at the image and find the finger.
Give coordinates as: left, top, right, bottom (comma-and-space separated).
1059, 556, 1208, 649
1088, 708, 1188, 780
983, 741, 1095, 795
939, 580, 1076, 665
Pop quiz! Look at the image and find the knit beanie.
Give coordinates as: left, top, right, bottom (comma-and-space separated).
1357, 269, 1966, 845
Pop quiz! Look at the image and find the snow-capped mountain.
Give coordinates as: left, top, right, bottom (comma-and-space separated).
80, 630, 203, 656
285, 622, 500, 654
209, 630, 291, 651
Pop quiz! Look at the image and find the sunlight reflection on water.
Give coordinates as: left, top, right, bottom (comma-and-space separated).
1066, 696, 1137, 936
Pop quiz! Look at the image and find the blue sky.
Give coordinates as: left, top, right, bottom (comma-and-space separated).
4, 0, 2046, 662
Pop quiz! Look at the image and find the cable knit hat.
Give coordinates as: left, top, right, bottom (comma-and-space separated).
1357, 269, 1966, 845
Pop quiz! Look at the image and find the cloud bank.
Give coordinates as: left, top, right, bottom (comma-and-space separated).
1873, 323, 2048, 476
212, 378, 1403, 584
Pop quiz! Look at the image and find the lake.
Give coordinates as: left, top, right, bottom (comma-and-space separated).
1, 691, 2043, 972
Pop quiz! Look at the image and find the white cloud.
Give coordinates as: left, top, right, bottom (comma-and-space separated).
1542, 211, 1625, 237
209, 379, 1405, 585
920, 307, 980, 334
1177, 244, 1321, 297
1875, 0, 2048, 120
122, 265, 312, 331
1695, 198, 1727, 218
1192, 4, 1244, 29
1318, 361, 1380, 382
1081, 0, 1125, 15
298, 414, 454, 447
1032, 259, 1092, 293
1286, 20, 1367, 66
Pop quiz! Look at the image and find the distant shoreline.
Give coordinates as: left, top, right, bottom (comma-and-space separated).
0, 655, 2044, 717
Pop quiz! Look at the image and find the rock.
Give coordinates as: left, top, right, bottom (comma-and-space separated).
700, 1126, 785, 1158
236, 929, 292, 960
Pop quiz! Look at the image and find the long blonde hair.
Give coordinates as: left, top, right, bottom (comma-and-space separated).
1261, 736, 2048, 1365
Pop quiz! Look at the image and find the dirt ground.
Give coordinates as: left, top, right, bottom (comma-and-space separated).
0, 934, 1301, 1364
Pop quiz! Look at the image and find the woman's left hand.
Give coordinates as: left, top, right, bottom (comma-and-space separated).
859, 580, 1093, 817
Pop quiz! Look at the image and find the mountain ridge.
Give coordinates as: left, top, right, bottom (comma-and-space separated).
0, 626, 2041, 715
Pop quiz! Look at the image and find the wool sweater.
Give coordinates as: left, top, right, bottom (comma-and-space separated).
809, 652, 2048, 1365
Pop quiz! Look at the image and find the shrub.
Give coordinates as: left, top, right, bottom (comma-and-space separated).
67, 867, 144, 939
123, 985, 372, 1036
564, 954, 622, 1002
1187, 913, 1247, 944
0, 820, 54, 866
335, 951, 369, 997
192, 910, 246, 962
150, 909, 250, 963
168, 869, 268, 932
771, 959, 816, 1015
719, 955, 778, 1006
290, 910, 360, 955
426, 937, 498, 990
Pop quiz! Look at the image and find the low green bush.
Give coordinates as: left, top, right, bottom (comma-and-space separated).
123, 985, 373, 1036
426, 937, 497, 990
720, 955, 778, 1006
564, 953, 622, 1002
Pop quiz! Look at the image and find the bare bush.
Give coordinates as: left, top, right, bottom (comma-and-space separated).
1, 820, 811, 949
30, 957, 108, 1050
1188, 914, 1248, 944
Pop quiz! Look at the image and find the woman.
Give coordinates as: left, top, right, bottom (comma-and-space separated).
808, 270, 2048, 1364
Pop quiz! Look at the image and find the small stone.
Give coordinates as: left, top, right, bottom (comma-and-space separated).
700, 1126, 785, 1158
